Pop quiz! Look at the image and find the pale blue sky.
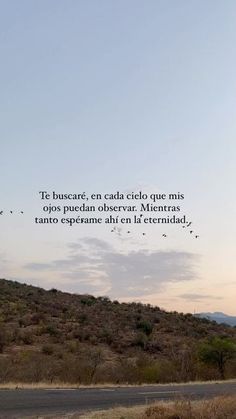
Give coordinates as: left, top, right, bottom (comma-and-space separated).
1, 1, 236, 313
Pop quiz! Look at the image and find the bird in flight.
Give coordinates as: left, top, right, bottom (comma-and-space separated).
195, 235, 199, 239
20, 211, 24, 214
162, 234, 167, 237
190, 230, 193, 234
10, 211, 13, 214
111, 227, 122, 236
142, 232, 146, 236
0, 211, 3, 215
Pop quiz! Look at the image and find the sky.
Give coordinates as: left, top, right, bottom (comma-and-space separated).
1, 1, 236, 314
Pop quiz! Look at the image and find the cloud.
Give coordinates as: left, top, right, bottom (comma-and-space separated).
81, 237, 113, 251
179, 293, 223, 302
24, 263, 53, 271
100, 250, 196, 297
23, 238, 198, 298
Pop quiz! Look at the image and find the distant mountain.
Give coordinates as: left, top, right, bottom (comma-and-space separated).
196, 312, 236, 327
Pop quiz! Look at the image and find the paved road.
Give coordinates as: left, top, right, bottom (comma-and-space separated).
0, 382, 236, 418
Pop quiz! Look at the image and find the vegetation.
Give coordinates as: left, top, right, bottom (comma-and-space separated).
0, 278, 236, 384
78, 396, 236, 419
198, 337, 236, 379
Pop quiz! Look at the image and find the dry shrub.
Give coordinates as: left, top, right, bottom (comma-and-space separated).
144, 403, 184, 419
143, 396, 236, 419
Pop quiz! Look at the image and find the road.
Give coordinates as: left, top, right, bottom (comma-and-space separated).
0, 382, 236, 418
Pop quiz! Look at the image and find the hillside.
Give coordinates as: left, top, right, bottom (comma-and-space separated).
0, 278, 236, 384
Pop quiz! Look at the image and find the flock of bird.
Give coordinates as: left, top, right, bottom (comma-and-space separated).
0, 211, 199, 239
0, 211, 24, 215
111, 222, 199, 239
111, 227, 148, 237
182, 221, 199, 238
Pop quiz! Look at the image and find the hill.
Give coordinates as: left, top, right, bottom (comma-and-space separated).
0, 278, 236, 385
196, 312, 236, 327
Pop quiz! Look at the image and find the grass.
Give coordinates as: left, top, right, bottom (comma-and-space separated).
0, 378, 235, 389
31, 396, 236, 418
78, 396, 236, 419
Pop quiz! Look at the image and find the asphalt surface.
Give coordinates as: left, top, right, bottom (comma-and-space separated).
0, 382, 236, 418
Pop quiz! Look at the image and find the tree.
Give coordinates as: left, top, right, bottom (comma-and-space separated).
86, 348, 104, 384
198, 337, 236, 379
0, 325, 7, 353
